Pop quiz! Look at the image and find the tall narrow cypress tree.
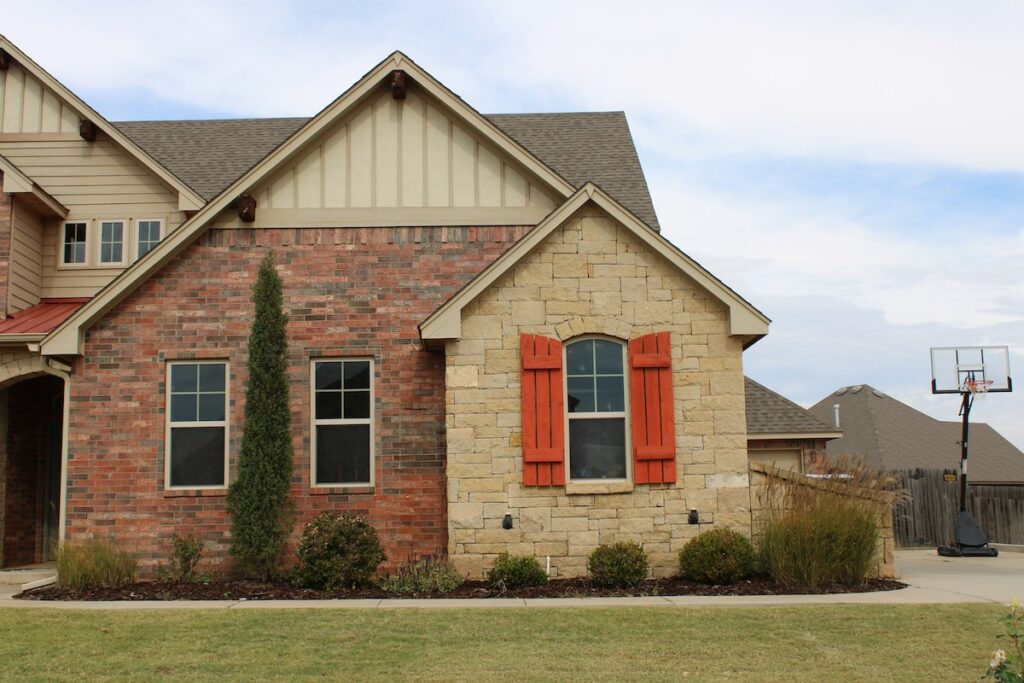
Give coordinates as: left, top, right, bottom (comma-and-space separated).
227, 253, 293, 579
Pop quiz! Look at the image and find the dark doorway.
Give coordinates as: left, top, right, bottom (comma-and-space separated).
1, 374, 64, 567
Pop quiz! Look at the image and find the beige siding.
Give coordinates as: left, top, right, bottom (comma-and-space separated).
8, 198, 43, 312
0, 134, 185, 298
0, 62, 80, 135
253, 85, 558, 215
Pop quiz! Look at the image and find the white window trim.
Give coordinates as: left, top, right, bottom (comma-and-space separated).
563, 336, 632, 484
59, 220, 91, 268
95, 218, 129, 267
310, 357, 375, 489
165, 360, 230, 490
135, 217, 164, 260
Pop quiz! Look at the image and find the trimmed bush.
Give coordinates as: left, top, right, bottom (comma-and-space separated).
679, 528, 754, 585
486, 554, 548, 589
294, 513, 386, 590
587, 541, 649, 588
227, 253, 294, 580
380, 558, 464, 594
156, 534, 206, 584
56, 536, 137, 591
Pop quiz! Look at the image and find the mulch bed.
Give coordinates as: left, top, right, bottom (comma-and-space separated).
18, 576, 906, 601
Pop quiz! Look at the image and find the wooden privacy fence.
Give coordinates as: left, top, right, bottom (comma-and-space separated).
891, 468, 1024, 546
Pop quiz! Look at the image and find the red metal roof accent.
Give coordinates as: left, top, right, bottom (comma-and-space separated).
0, 298, 89, 335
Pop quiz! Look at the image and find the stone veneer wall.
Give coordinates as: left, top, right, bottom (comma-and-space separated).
444, 205, 750, 579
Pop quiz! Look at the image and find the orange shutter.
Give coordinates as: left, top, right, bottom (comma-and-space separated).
629, 331, 677, 484
521, 334, 566, 486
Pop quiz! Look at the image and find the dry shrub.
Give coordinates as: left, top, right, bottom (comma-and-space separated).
757, 457, 901, 590
56, 536, 137, 591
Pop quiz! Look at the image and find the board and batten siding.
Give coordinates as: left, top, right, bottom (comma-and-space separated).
0, 61, 81, 135
8, 198, 43, 312
249, 86, 556, 219
0, 135, 186, 299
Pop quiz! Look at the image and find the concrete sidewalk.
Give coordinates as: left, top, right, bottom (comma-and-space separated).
1, 549, 1019, 610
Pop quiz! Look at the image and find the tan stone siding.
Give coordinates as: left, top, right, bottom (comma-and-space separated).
445, 204, 750, 579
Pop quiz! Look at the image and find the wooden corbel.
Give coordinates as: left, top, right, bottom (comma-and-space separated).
390, 70, 406, 100
238, 194, 257, 222
79, 119, 97, 142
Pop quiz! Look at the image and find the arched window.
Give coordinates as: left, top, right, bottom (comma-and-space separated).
565, 338, 628, 480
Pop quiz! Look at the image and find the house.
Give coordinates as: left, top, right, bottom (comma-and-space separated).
808, 385, 1024, 484
745, 377, 841, 473
0, 35, 778, 578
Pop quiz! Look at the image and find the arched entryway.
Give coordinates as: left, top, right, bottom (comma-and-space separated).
0, 370, 66, 568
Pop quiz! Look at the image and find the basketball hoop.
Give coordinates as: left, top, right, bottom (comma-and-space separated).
963, 377, 994, 396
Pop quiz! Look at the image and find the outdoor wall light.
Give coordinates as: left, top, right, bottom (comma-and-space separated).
502, 514, 514, 530
688, 509, 699, 525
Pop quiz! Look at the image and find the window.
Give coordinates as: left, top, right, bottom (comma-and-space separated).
312, 359, 372, 486
98, 220, 126, 264
137, 219, 162, 258
62, 222, 88, 265
166, 362, 228, 488
565, 338, 628, 480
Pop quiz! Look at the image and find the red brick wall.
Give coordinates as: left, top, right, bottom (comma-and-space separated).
67, 225, 529, 574
0, 192, 11, 317
3, 375, 62, 567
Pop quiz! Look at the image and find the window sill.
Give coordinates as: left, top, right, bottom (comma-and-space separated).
565, 481, 634, 495
310, 485, 375, 496
163, 488, 228, 498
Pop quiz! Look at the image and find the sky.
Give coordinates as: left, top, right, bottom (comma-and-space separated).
5, 1, 1023, 450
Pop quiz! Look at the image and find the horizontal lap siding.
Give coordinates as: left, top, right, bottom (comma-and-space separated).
68, 225, 530, 573
8, 198, 43, 312
0, 136, 186, 299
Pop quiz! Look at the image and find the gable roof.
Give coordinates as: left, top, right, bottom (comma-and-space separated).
39, 51, 582, 356
745, 377, 841, 438
0, 35, 205, 211
0, 153, 68, 217
808, 385, 1024, 484
112, 111, 659, 229
419, 183, 769, 344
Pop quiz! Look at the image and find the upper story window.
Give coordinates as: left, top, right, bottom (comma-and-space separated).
98, 220, 126, 265
137, 219, 162, 258
166, 361, 229, 489
61, 222, 88, 265
312, 358, 373, 487
565, 338, 628, 481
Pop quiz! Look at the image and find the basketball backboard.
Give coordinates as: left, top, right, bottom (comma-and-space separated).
930, 346, 1013, 394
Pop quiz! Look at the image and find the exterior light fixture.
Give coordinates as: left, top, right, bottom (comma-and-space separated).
688, 509, 699, 525
502, 514, 513, 530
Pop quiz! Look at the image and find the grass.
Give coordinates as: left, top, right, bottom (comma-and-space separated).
0, 604, 1004, 681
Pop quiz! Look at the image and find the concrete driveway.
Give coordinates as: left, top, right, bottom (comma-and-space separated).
896, 548, 1024, 604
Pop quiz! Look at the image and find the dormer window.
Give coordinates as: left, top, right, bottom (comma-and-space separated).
61, 222, 88, 265
98, 220, 126, 265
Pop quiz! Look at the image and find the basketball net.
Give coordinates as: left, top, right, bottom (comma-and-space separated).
963, 375, 994, 400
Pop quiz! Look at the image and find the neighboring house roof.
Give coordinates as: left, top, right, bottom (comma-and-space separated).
0, 35, 205, 211
0, 298, 88, 339
744, 377, 841, 439
113, 111, 660, 229
419, 183, 770, 345
808, 385, 1024, 484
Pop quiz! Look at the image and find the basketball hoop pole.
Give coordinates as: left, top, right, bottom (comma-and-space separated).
957, 390, 971, 514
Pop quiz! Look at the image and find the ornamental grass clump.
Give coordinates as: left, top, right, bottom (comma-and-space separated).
56, 536, 137, 591
294, 512, 386, 590
380, 558, 464, 594
486, 554, 548, 590
587, 541, 649, 588
679, 528, 754, 585
757, 457, 899, 590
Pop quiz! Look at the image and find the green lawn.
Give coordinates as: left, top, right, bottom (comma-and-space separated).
0, 604, 1005, 681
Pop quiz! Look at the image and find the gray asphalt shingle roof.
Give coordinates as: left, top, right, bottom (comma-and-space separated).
113, 111, 660, 229
745, 377, 839, 436
808, 385, 1024, 484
